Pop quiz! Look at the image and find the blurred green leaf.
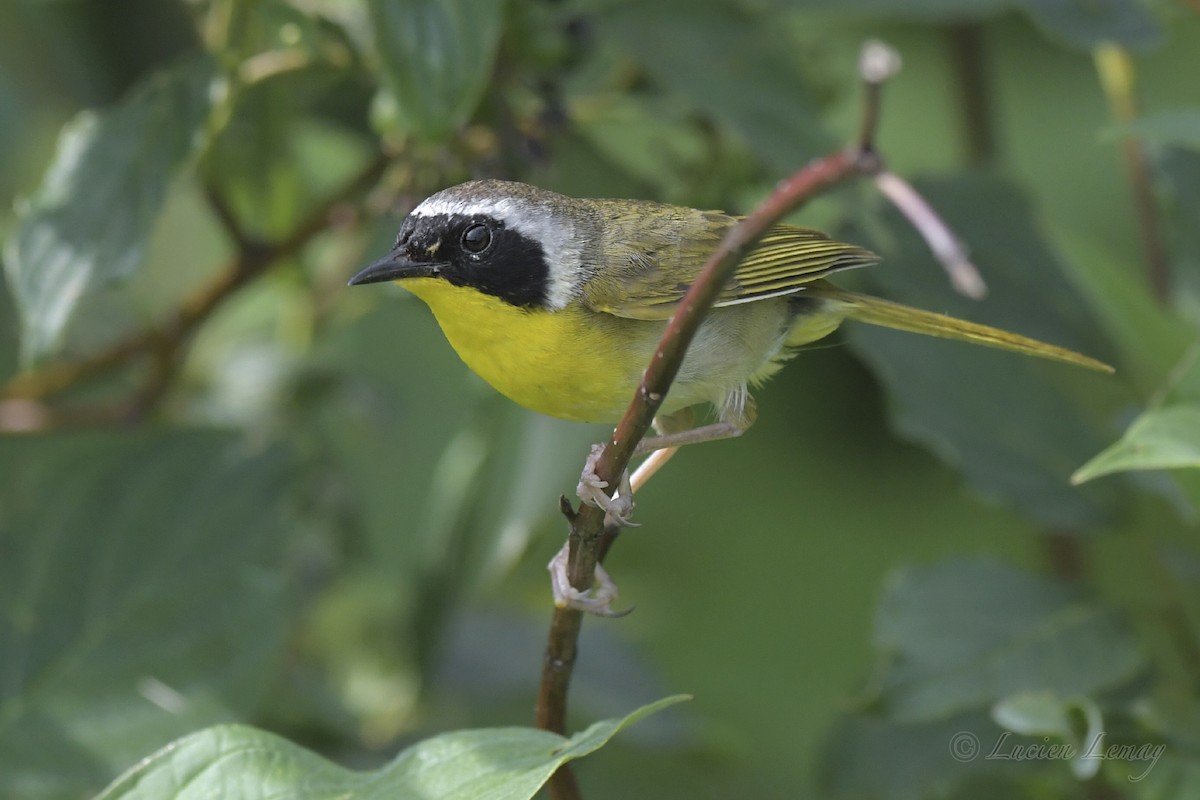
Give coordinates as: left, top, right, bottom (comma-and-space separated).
1019, 0, 1161, 51
204, 0, 367, 240
1127, 750, 1200, 799
596, 0, 831, 173
846, 174, 1121, 529
776, 0, 1161, 50
286, 299, 600, 734
573, 96, 710, 201
1112, 110, 1200, 151
96, 695, 690, 800
1050, 226, 1192, 387
367, 0, 502, 141
992, 691, 1103, 779
1156, 148, 1200, 325
820, 709, 1028, 800
0, 430, 297, 799
1073, 405, 1200, 484
874, 558, 1145, 722
3, 54, 219, 365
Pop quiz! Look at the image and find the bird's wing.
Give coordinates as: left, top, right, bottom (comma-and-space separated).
582, 216, 880, 321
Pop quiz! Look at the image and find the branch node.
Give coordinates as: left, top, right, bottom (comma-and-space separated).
558, 494, 577, 522
852, 146, 884, 175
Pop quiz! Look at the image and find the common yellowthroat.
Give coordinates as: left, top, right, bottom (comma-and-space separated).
350, 179, 1109, 431
350, 179, 1110, 613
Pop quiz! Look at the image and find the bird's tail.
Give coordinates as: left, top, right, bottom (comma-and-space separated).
812, 285, 1113, 373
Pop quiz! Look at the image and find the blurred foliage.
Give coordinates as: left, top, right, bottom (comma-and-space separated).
1, 0, 1199, 798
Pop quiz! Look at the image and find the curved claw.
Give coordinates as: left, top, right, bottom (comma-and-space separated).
576, 443, 638, 528
548, 543, 633, 618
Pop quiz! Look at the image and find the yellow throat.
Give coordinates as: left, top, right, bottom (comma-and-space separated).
401, 277, 646, 423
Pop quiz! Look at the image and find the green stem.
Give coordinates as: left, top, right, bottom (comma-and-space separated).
1094, 44, 1171, 302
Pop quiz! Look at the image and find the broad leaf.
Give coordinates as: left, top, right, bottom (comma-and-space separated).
203, 0, 363, 240
873, 558, 1144, 722
819, 709, 1033, 800
845, 174, 1120, 529
1073, 405, 1200, 484
97, 695, 690, 800
1019, 0, 1161, 51
3, 54, 219, 364
1116, 110, 1200, 151
0, 430, 297, 799
596, 0, 831, 172
367, 0, 503, 141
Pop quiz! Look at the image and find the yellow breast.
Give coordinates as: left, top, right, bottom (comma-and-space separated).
401, 278, 649, 423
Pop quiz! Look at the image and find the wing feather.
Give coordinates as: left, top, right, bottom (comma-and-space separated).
582, 213, 879, 320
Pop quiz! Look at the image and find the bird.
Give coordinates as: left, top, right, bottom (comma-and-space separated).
349, 179, 1111, 613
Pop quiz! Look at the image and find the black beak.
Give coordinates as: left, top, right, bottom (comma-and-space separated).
347, 251, 444, 286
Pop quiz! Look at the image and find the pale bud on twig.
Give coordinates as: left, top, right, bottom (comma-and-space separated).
860, 40, 902, 84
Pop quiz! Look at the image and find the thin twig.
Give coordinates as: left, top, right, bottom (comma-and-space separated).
536, 42, 901, 800
204, 182, 252, 247
873, 171, 987, 299
1, 153, 390, 419
857, 39, 901, 152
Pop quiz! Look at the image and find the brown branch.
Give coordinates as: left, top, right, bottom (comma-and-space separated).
1, 152, 390, 419
536, 42, 901, 800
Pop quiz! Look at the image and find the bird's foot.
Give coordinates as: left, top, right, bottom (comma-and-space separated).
548, 542, 632, 617
576, 443, 638, 528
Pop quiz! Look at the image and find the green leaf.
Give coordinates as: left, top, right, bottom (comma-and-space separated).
1018, 0, 1161, 52
1127, 750, 1200, 799
97, 695, 690, 800
287, 300, 604, 733
0, 430, 297, 799
1155, 148, 1200, 325
1111, 110, 1200, 151
873, 558, 1145, 722
819, 709, 1031, 800
777, 0, 1161, 50
992, 691, 1103, 779
573, 96, 712, 199
845, 174, 1121, 529
596, 0, 831, 173
367, 0, 503, 141
3, 54, 219, 365
1049, 225, 1192, 385
1073, 405, 1200, 484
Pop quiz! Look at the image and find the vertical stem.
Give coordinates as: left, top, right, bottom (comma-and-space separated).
945, 22, 996, 165
1094, 44, 1171, 302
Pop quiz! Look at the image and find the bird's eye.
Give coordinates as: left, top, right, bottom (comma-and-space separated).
461, 223, 492, 254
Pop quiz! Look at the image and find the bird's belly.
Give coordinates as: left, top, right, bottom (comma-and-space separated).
404, 278, 798, 424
